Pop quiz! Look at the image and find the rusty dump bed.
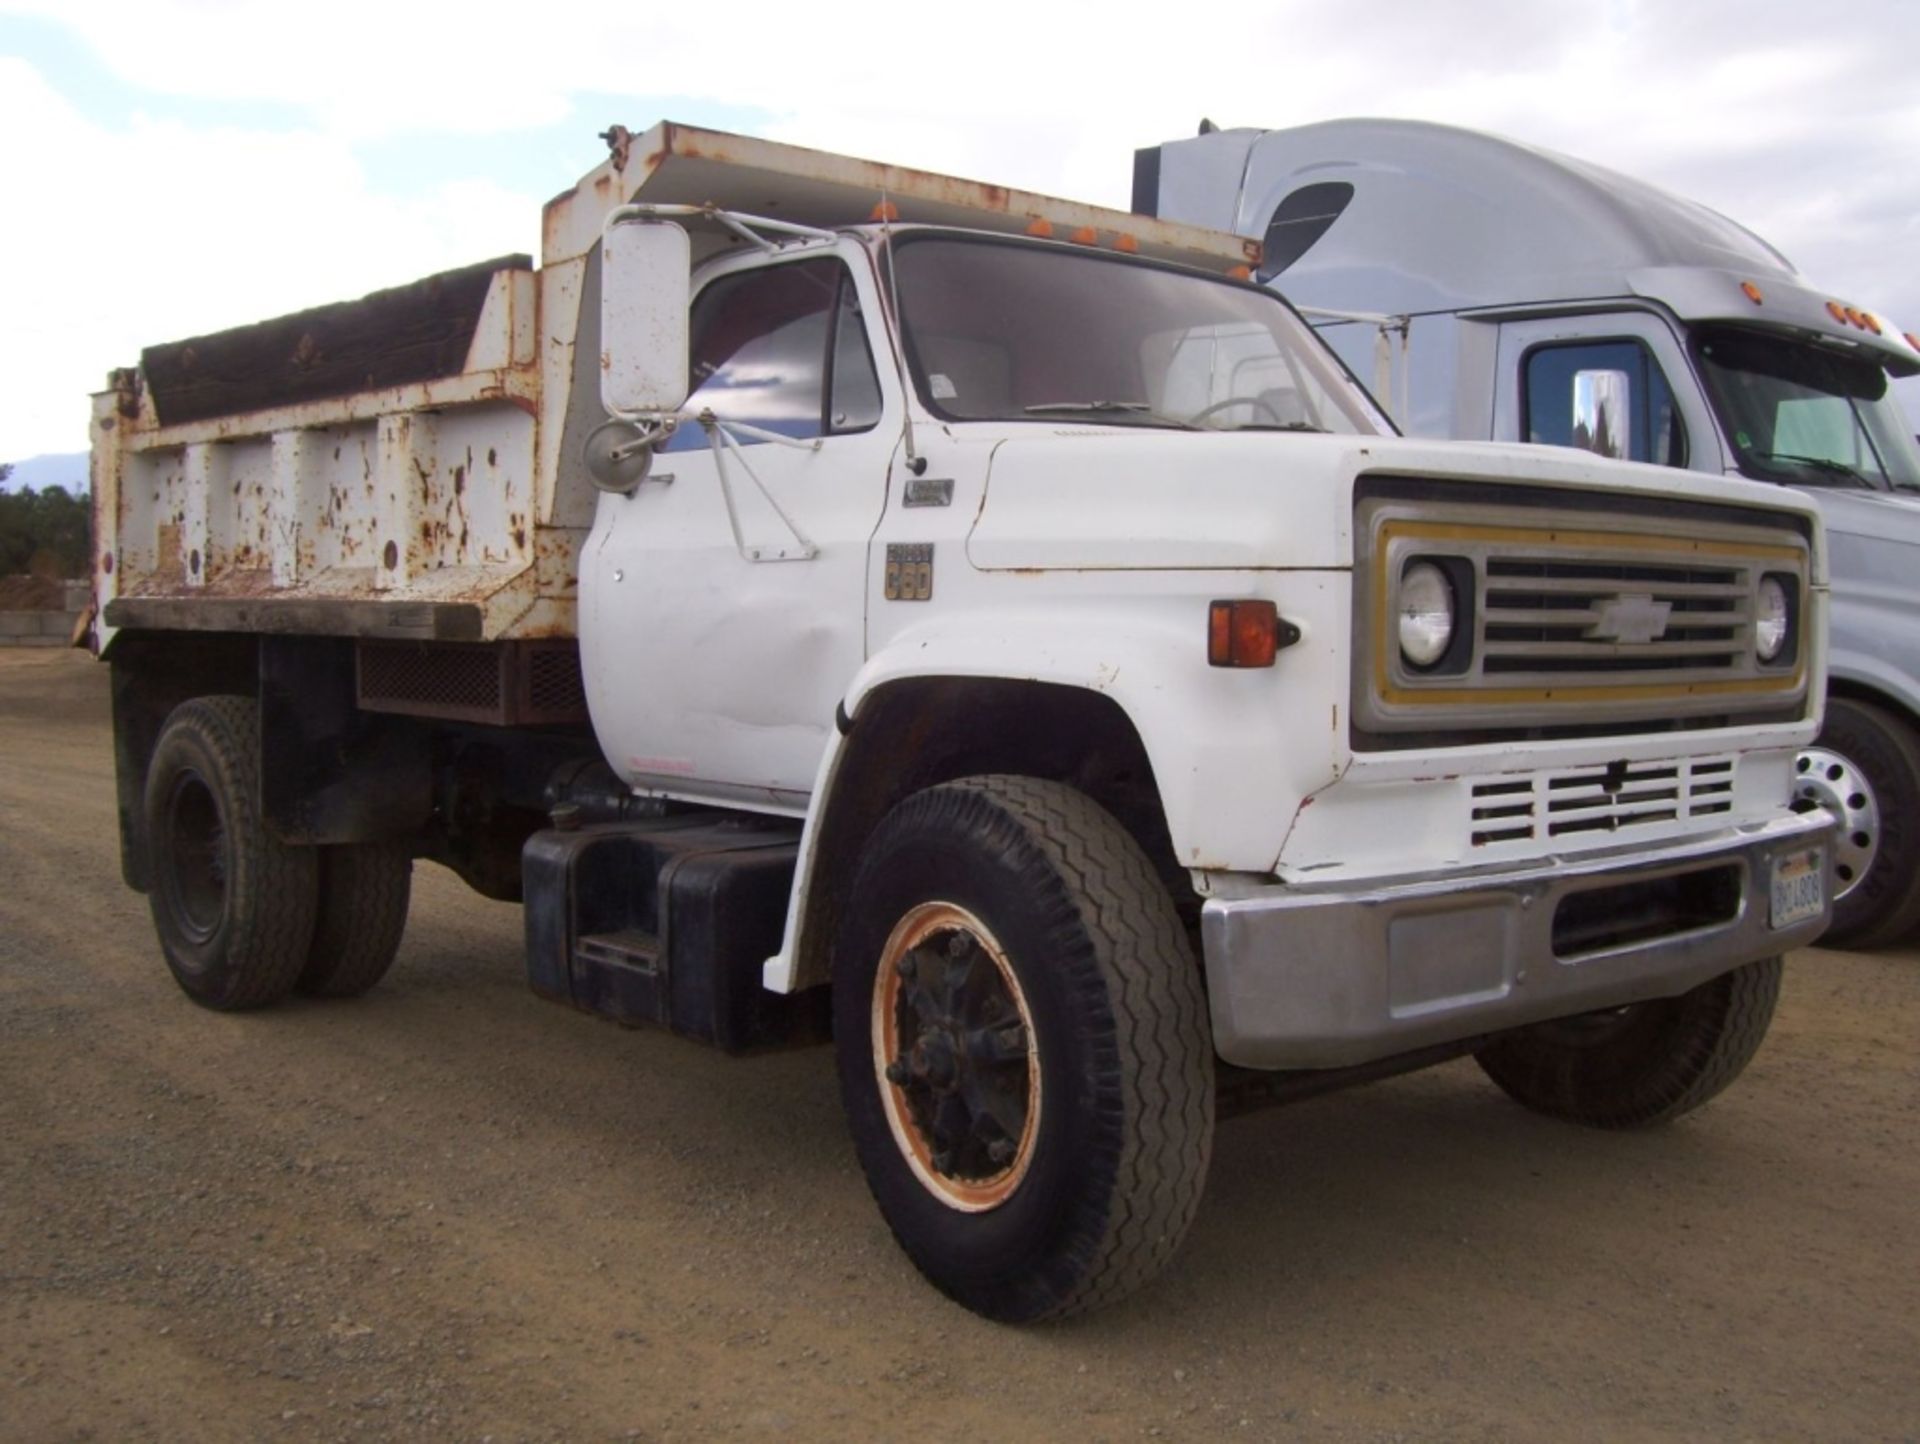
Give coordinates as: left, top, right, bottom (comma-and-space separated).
91, 121, 1262, 650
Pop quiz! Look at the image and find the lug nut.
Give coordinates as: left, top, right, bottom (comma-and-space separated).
946, 932, 973, 958
885, 1059, 911, 1085
931, 1149, 954, 1176
895, 954, 916, 979
987, 1137, 1015, 1165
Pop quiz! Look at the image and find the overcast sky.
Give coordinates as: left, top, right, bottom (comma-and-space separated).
2, 0, 1916, 468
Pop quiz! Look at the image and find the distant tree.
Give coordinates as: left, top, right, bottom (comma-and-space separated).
0, 482, 92, 578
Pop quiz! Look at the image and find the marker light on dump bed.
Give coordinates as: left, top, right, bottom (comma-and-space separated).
1741, 281, 1764, 304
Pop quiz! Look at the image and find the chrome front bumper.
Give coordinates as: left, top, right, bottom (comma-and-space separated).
1199, 812, 1835, 1070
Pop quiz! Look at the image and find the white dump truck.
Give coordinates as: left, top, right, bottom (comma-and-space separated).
1134, 116, 1920, 948
92, 121, 1834, 1321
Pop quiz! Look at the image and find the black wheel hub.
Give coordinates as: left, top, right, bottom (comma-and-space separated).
162, 769, 228, 944
886, 929, 1031, 1182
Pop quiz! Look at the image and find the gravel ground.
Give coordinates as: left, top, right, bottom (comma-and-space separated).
2, 647, 1917, 1442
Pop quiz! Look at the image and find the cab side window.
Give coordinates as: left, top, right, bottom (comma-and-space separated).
666, 258, 883, 451
1524, 340, 1687, 467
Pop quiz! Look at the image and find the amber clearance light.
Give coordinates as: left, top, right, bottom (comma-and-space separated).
1208, 600, 1303, 668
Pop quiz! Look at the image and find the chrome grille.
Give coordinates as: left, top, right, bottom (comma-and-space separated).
1470, 757, 1735, 847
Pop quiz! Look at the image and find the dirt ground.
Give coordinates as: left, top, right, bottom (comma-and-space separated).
2, 646, 1916, 1443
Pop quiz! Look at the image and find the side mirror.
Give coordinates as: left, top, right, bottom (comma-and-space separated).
600, 218, 691, 417
1571, 369, 1633, 461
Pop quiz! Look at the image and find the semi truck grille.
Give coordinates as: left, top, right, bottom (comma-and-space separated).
1353, 483, 1812, 738
1470, 756, 1735, 847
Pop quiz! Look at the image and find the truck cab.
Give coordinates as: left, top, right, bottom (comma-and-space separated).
1136, 116, 1920, 947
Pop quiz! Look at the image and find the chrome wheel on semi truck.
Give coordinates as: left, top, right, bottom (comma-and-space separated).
833, 775, 1213, 1322
1797, 698, 1920, 949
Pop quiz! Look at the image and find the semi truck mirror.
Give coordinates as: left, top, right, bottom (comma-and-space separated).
601, 219, 691, 417
1572, 369, 1633, 460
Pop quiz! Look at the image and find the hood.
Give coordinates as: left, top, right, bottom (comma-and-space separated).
1798, 486, 1920, 600
1797, 483, 1920, 544
964, 428, 1821, 573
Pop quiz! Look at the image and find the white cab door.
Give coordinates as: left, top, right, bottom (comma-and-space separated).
583, 245, 899, 808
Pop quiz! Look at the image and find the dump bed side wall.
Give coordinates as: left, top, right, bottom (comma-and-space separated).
93, 265, 583, 649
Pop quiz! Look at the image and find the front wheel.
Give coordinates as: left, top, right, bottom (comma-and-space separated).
834, 776, 1214, 1322
1473, 956, 1782, 1129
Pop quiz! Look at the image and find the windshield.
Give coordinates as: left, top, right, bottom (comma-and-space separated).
1693, 324, 1920, 492
888, 235, 1388, 436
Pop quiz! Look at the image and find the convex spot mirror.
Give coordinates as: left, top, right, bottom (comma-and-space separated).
1571, 368, 1633, 461
600, 217, 691, 417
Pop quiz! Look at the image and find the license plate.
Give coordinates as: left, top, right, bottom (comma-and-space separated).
1769, 848, 1825, 930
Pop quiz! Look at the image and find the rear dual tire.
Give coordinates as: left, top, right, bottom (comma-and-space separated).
143, 696, 409, 1010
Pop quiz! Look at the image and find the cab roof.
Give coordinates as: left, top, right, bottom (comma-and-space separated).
1168, 117, 1918, 377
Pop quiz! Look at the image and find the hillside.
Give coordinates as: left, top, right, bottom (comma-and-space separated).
2, 452, 87, 493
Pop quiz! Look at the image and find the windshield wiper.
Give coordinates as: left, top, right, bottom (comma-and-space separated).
1023, 401, 1201, 431
1759, 452, 1877, 488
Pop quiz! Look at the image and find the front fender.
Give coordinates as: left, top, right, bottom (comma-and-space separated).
762, 577, 1351, 992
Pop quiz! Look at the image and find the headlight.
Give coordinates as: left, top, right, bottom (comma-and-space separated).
1398, 561, 1455, 669
1755, 576, 1790, 663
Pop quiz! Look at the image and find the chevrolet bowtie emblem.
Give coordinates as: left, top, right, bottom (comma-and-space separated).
1587, 592, 1673, 644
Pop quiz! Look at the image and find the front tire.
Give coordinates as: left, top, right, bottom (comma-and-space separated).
834, 776, 1214, 1322
143, 696, 319, 1011
1473, 956, 1782, 1129
1796, 697, 1920, 949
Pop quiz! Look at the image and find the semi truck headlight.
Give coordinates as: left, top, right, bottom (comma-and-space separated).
1755, 576, 1790, 663
1398, 561, 1455, 669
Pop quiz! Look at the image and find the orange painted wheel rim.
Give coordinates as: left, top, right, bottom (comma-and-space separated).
871, 902, 1042, 1213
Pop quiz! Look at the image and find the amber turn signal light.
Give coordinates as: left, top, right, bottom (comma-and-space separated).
1209, 600, 1286, 668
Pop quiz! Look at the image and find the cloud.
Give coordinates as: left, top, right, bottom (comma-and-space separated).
4, 0, 1918, 455
0, 54, 539, 458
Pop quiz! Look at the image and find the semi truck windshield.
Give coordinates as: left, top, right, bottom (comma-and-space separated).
1694, 325, 1920, 492
889, 235, 1387, 436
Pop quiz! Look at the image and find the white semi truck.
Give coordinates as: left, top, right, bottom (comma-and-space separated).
1134, 116, 1920, 948
92, 121, 1834, 1321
